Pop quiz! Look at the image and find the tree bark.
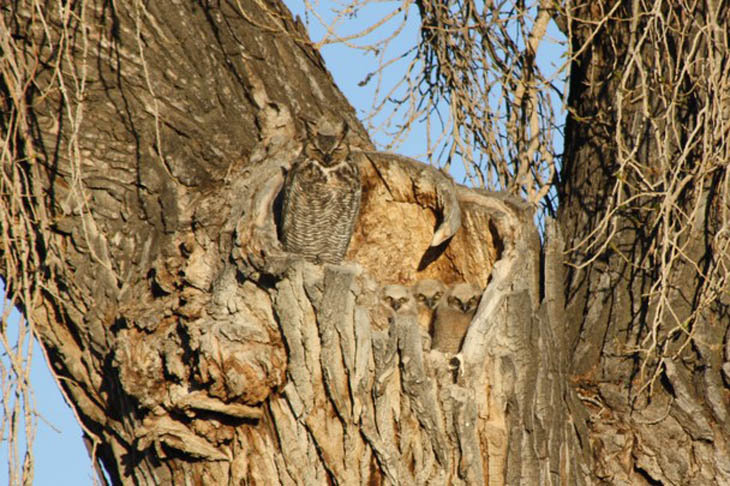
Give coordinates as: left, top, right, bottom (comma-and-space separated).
1, 0, 587, 484
558, 1, 730, 483
4, 0, 728, 485
1, 0, 366, 482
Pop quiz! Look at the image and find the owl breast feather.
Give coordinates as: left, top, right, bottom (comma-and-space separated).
281, 157, 361, 264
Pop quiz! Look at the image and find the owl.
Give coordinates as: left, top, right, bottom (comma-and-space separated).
280, 118, 361, 264
382, 284, 416, 315
382, 284, 428, 350
413, 279, 446, 336
431, 282, 481, 354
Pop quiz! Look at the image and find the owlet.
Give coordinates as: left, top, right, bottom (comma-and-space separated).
431, 282, 481, 354
382, 284, 416, 315
413, 279, 446, 336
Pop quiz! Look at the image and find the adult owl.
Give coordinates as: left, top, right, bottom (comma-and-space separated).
281, 118, 361, 264
431, 282, 481, 354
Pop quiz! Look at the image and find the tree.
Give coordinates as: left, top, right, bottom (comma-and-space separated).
1, 0, 728, 485
557, 2, 730, 482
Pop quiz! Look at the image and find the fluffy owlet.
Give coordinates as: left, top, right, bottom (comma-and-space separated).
431, 282, 481, 354
281, 118, 361, 264
382, 283, 430, 349
413, 279, 446, 337
382, 284, 416, 316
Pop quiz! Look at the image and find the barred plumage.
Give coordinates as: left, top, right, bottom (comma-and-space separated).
281, 119, 361, 264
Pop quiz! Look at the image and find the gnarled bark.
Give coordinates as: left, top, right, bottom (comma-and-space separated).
558, 1, 730, 484
5, 0, 728, 485
1, 0, 586, 484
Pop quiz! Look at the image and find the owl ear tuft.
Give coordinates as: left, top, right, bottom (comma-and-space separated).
303, 118, 317, 138
337, 121, 349, 144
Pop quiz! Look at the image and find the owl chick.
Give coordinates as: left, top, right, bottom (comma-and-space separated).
413, 279, 446, 336
382, 284, 416, 315
431, 282, 481, 354
280, 118, 361, 265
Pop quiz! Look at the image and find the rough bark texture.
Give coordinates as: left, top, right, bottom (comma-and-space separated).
3, 0, 728, 485
559, 2, 730, 484
1, 1, 586, 484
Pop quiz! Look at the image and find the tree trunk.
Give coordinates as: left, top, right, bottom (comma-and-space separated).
3, 0, 728, 485
558, 1, 730, 483
1, 0, 587, 484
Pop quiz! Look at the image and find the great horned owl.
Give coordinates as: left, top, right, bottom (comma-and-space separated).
382, 284, 428, 349
280, 118, 361, 264
413, 279, 446, 336
382, 284, 416, 315
431, 282, 481, 353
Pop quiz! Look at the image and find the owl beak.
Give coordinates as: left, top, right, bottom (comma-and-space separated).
460, 302, 470, 313
317, 135, 337, 153
392, 301, 401, 311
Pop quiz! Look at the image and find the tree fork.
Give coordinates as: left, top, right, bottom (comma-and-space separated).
2, 0, 590, 484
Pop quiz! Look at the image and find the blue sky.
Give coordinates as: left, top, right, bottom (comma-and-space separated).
1, 2, 565, 484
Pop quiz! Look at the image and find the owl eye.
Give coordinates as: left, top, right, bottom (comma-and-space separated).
434, 292, 442, 300
417, 294, 426, 302
469, 297, 478, 307
448, 296, 459, 307
399, 297, 408, 305
385, 296, 394, 307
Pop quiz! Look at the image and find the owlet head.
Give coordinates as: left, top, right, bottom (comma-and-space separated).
382, 284, 414, 312
447, 283, 481, 314
414, 279, 446, 310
